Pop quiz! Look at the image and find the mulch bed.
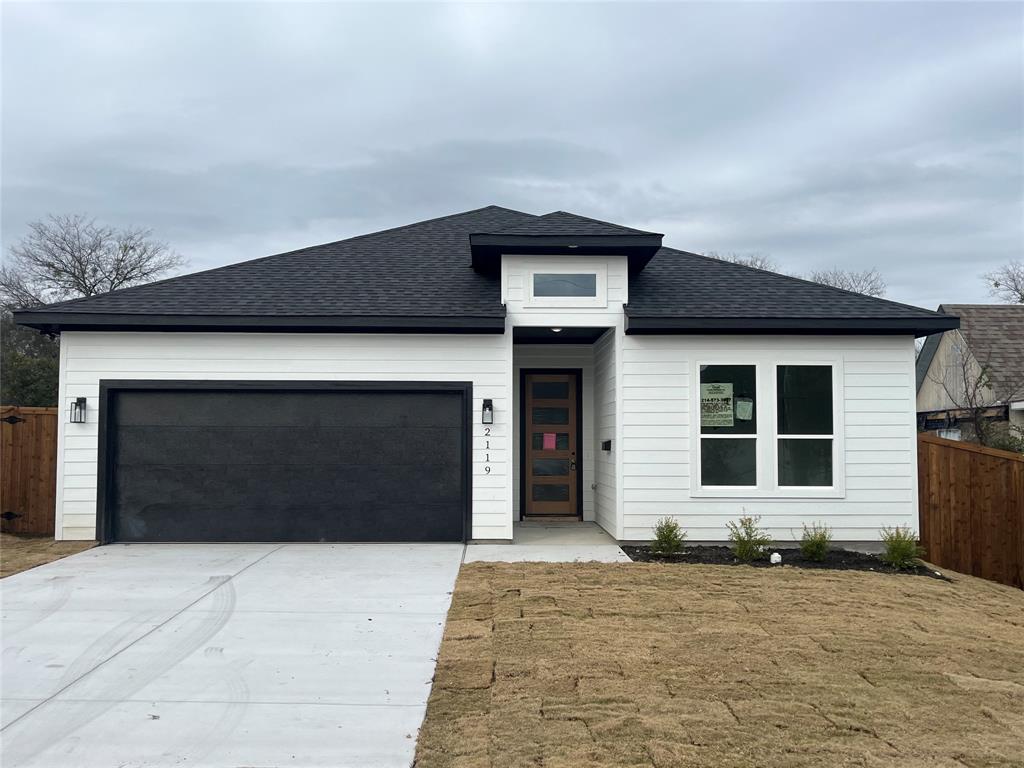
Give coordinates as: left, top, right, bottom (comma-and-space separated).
621, 544, 951, 580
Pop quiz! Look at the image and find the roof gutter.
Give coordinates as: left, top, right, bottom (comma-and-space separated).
12, 311, 508, 335
624, 314, 960, 337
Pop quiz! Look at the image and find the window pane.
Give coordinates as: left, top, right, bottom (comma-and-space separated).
531, 432, 570, 450
532, 407, 569, 425
532, 381, 570, 399
533, 459, 570, 476
779, 439, 833, 486
700, 439, 757, 486
700, 365, 756, 434
533, 273, 597, 297
532, 484, 570, 501
777, 366, 833, 435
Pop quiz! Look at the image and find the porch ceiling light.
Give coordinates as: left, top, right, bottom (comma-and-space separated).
550, 327, 562, 333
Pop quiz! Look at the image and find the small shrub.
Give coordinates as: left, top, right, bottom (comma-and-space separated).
879, 526, 924, 569
799, 522, 833, 562
726, 515, 772, 562
651, 517, 686, 554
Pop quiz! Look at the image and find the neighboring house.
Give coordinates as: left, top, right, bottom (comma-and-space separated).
15, 206, 957, 545
916, 304, 1024, 442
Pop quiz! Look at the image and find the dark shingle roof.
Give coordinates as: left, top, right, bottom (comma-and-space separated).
23, 205, 532, 321
936, 304, 1024, 397
628, 247, 950, 321
14, 205, 957, 336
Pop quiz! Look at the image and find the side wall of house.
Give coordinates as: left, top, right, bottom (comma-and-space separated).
592, 329, 618, 537
55, 331, 512, 541
619, 334, 919, 542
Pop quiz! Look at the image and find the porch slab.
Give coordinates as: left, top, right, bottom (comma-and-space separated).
465, 522, 630, 563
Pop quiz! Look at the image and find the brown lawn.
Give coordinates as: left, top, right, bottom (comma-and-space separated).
0, 532, 94, 578
415, 562, 1024, 768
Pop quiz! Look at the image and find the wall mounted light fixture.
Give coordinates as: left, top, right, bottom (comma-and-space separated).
69, 397, 87, 424
481, 399, 494, 425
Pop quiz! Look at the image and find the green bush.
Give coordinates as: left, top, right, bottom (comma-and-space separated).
651, 517, 686, 555
799, 522, 833, 562
879, 526, 924, 569
726, 515, 772, 562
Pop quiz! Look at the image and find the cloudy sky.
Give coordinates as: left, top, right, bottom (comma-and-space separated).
2, 1, 1021, 310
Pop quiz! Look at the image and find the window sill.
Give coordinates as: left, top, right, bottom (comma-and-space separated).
691, 487, 846, 500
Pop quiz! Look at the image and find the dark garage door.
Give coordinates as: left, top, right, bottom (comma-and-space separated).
102, 384, 469, 543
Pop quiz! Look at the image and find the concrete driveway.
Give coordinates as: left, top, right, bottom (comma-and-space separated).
1, 542, 464, 768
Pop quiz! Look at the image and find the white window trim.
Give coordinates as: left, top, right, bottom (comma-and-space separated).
524, 263, 608, 308
771, 361, 846, 497
690, 357, 846, 499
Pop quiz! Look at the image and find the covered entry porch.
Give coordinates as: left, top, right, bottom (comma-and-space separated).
465, 520, 629, 562
511, 326, 617, 536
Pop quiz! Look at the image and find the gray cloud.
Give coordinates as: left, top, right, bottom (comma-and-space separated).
2, 1, 1021, 310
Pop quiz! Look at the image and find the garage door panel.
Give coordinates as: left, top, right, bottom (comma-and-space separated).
117, 500, 463, 542
114, 426, 462, 468
114, 391, 463, 428
106, 386, 468, 542
116, 463, 461, 509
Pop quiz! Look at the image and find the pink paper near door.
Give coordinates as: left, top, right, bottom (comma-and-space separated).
543, 433, 556, 450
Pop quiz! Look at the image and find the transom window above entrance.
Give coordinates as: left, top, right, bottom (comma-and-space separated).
521, 262, 609, 308
532, 273, 597, 297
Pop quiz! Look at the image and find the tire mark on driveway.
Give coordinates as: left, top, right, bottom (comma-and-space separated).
0, 545, 282, 767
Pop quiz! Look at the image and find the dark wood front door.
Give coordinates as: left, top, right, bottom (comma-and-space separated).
523, 372, 579, 518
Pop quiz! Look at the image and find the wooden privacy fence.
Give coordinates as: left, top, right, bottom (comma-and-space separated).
918, 433, 1024, 589
1, 406, 58, 536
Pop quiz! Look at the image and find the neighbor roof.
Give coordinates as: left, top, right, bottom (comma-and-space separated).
14, 205, 958, 336
915, 304, 1024, 397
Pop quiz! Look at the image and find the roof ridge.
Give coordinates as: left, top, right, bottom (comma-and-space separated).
540, 210, 656, 234
658, 246, 945, 318
35, 205, 535, 312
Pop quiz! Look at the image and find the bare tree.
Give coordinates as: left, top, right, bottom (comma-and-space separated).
982, 259, 1024, 304
806, 267, 887, 297
1, 214, 184, 406
705, 251, 780, 273
0, 214, 185, 310
929, 332, 1024, 449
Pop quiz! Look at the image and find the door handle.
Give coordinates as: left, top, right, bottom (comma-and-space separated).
569, 460, 577, 472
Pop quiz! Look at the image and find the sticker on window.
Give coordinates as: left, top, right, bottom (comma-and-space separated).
700, 383, 734, 427
542, 433, 557, 450
735, 397, 754, 421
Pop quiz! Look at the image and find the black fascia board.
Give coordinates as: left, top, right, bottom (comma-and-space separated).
624, 314, 960, 338
470, 233, 663, 274
13, 311, 508, 334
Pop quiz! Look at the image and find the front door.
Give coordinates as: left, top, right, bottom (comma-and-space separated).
523, 372, 579, 518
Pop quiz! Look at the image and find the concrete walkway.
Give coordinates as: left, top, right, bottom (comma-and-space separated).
1, 542, 463, 768
465, 521, 631, 563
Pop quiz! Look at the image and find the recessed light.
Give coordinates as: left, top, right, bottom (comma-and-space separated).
550, 327, 563, 333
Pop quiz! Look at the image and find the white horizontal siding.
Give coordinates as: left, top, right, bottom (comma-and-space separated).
502, 255, 628, 327
55, 331, 511, 541
619, 335, 919, 542
593, 329, 617, 535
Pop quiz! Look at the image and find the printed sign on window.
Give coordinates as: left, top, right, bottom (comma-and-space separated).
700, 383, 734, 428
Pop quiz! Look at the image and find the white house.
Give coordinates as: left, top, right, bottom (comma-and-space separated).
15, 207, 957, 545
